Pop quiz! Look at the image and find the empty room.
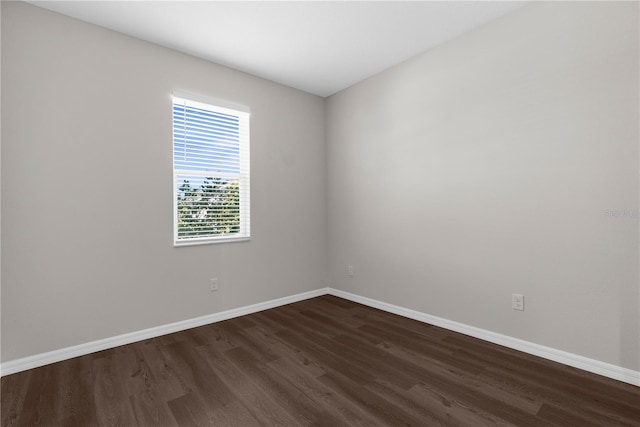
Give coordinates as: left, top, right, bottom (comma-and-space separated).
1, 0, 639, 425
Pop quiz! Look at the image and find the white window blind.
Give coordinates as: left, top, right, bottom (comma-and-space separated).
172, 93, 250, 246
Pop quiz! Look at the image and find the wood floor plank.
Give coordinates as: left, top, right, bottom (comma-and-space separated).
464, 342, 640, 424
362, 379, 455, 426
224, 346, 348, 426
214, 321, 279, 364
299, 309, 381, 345
195, 342, 304, 427
207, 400, 262, 427
92, 354, 137, 426
129, 391, 178, 427
481, 365, 640, 426
267, 309, 419, 390
167, 392, 214, 426
536, 403, 605, 427
352, 305, 447, 339
2, 295, 639, 426
266, 354, 383, 426
358, 322, 486, 375
1, 370, 31, 426
317, 371, 426, 426
321, 295, 358, 309
135, 339, 189, 403
376, 340, 545, 416
242, 324, 328, 378
16, 365, 60, 426
274, 327, 379, 386
191, 324, 239, 353
375, 341, 549, 426
162, 339, 235, 409
54, 355, 97, 426
168, 391, 263, 427
293, 298, 368, 329
408, 382, 515, 427
271, 305, 342, 340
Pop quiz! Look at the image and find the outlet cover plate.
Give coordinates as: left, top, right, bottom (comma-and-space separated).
512, 294, 524, 311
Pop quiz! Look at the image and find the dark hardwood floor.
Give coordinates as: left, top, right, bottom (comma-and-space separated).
2, 295, 639, 426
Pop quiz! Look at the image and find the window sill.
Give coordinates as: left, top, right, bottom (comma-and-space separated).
174, 236, 251, 247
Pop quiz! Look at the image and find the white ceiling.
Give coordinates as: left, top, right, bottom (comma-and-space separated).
28, 1, 528, 97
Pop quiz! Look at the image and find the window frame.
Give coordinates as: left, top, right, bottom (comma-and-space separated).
172, 91, 251, 247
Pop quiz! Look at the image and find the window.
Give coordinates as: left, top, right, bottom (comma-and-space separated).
172, 92, 250, 246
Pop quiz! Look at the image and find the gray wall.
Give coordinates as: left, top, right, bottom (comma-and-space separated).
2, 1, 639, 373
326, 1, 639, 370
1, 1, 326, 362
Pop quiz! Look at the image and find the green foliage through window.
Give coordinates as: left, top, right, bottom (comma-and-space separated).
177, 177, 240, 238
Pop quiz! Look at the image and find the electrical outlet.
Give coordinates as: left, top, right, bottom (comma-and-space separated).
347, 265, 354, 276
512, 294, 524, 311
210, 278, 219, 292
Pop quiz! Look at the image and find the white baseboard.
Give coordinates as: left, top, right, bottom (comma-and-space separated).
2, 286, 639, 387
0, 288, 329, 377
327, 288, 640, 387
